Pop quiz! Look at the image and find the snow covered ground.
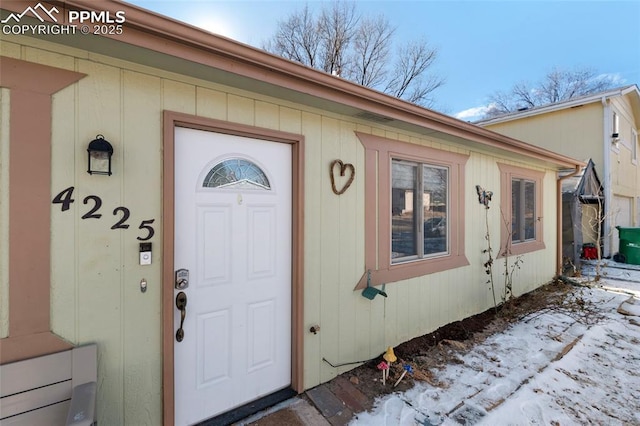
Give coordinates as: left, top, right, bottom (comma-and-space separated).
350, 261, 640, 425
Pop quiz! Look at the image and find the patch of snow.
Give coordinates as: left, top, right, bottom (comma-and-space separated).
618, 296, 640, 316
350, 265, 640, 425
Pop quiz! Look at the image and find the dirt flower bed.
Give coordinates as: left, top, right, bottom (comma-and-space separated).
345, 280, 584, 404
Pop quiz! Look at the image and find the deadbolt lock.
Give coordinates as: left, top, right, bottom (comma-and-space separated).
175, 269, 189, 289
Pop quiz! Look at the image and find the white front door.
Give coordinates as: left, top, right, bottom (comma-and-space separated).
174, 127, 292, 425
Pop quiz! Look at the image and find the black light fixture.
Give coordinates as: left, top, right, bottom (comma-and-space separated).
612, 132, 621, 147
87, 135, 113, 176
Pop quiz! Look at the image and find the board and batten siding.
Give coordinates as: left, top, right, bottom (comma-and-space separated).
1, 36, 557, 425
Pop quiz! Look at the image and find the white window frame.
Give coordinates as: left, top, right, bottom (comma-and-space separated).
391, 159, 450, 264
511, 177, 537, 243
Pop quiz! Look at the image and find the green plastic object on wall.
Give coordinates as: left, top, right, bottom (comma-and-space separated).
362, 270, 387, 300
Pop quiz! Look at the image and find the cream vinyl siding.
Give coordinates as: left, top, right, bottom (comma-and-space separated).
2, 36, 559, 425
486, 104, 604, 175
610, 96, 640, 222
485, 94, 640, 230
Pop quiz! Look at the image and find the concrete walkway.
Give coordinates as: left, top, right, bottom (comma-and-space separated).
236, 375, 370, 426
236, 396, 330, 426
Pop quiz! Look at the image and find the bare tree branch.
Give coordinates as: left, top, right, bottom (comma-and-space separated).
263, 5, 319, 67
344, 14, 394, 88
317, 1, 358, 75
486, 90, 517, 117
483, 67, 617, 118
263, 1, 443, 106
385, 38, 444, 106
512, 81, 538, 108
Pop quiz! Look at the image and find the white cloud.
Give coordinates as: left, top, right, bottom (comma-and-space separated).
454, 104, 495, 121
595, 72, 626, 85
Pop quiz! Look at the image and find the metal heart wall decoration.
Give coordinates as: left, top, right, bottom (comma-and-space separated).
330, 159, 355, 195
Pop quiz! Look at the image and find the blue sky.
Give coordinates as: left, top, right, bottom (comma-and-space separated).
125, 1, 640, 121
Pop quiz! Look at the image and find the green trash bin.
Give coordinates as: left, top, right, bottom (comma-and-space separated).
616, 226, 640, 265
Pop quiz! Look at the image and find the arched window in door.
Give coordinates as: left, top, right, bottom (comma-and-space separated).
203, 158, 271, 190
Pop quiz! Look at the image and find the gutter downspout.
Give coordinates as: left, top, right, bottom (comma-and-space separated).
602, 96, 613, 258
557, 165, 582, 277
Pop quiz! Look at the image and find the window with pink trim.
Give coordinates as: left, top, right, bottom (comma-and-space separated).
497, 163, 545, 257
356, 132, 469, 289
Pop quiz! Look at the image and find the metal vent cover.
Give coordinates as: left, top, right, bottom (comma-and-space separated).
353, 111, 394, 123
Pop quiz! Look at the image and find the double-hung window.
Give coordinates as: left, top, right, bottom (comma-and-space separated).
511, 177, 536, 243
356, 132, 469, 289
391, 160, 449, 262
498, 163, 545, 256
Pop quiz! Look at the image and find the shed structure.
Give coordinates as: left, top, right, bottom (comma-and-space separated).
560, 159, 604, 270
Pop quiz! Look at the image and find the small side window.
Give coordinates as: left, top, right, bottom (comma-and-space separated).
498, 163, 545, 256
511, 178, 536, 243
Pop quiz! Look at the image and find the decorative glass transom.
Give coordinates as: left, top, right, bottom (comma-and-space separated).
203, 158, 271, 190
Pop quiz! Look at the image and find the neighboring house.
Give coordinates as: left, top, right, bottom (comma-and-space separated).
477, 85, 640, 258
0, 1, 582, 425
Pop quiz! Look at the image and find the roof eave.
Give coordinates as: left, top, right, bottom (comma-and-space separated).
7, 0, 583, 169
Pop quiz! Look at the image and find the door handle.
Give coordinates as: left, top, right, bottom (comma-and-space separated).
176, 291, 187, 342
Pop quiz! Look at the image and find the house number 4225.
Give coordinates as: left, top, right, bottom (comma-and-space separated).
52, 186, 155, 241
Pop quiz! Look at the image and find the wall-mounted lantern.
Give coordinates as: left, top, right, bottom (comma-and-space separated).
87, 135, 113, 176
